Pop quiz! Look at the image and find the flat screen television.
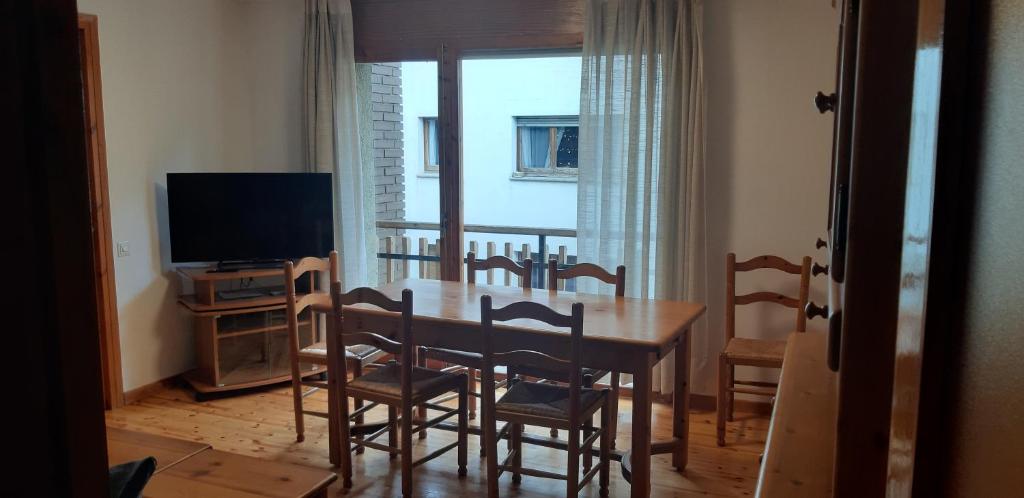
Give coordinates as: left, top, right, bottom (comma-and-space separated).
167, 173, 334, 266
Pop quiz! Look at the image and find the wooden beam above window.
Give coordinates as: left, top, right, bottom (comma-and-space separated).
352, 0, 584, 62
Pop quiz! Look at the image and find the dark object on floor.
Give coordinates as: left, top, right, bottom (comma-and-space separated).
109, 457, 156, 498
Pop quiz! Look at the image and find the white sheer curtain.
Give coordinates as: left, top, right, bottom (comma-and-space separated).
304, 0, 377, 288
577, 0, 706, 395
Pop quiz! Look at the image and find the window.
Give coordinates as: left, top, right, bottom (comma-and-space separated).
515, 116, 579, 177
422, 117, 439, 172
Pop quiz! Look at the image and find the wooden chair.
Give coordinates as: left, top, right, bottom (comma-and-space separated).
717, 253, 811, 446
479, 296, 611, 497
285, 252, 387, 452
327, 283, 469, 496
545, 261, 625, 448
425, 252, 533, 421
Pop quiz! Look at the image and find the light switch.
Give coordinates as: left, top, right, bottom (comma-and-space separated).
117, 241, 130, 257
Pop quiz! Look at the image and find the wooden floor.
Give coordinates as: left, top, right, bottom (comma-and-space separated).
106, 385, 768, 497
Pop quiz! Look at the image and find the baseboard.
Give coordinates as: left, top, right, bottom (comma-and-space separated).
123, 375, 180, 405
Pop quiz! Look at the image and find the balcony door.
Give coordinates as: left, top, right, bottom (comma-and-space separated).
352, 0, 585, 284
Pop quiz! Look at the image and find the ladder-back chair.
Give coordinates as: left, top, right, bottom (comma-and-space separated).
717, 253, 811, 446
285, 252, 386, 452
545, 261, 625, 448
424, 252, 534, 421
479, 295, 611, 497
327, 283, 469, 496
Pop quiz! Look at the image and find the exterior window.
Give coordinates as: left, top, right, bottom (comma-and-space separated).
515, 116, 579, 177
422, 117, 439, 172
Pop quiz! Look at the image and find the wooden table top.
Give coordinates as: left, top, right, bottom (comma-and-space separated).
334, 278, 706, 355
106, 427, 211, 474
142, 449, 336, 498
755, 332, 836, 498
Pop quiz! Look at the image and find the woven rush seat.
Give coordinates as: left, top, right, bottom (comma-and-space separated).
496, 380, 606, 420
348, 361, 467, 400
723, 337, 787, 365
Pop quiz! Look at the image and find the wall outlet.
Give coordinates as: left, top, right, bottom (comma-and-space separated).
116, 241, 130, 258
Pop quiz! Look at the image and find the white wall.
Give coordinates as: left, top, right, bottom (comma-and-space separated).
699, 0, 837, 394
77, 0, 305, 391
402, 57, 581, 260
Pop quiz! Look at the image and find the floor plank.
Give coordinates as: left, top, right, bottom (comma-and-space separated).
106, 385, 768, 497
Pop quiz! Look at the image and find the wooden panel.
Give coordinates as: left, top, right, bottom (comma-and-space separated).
832, 0, 919, 495
143, 449, 336, 497
105, 427, 210, 473
884, 0, 971, 495
756, 333, 836, 498
437, 44, 463, 281
352, 0, 584, 62
78, 13, 123, 410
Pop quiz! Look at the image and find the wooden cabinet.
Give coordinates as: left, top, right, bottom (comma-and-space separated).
177, 267, 325, 397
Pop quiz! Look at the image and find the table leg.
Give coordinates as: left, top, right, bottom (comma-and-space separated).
672, 329, 691, 470
630, 355, 653, 498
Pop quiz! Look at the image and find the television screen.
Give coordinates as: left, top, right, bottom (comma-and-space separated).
167, 173, 334, 263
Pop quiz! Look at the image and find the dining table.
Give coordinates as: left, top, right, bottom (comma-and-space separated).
319, 278, 705, 498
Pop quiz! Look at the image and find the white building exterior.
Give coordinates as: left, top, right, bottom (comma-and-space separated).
400, 56, 582, 267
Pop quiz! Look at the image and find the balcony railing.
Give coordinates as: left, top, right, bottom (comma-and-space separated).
375, 220, 577, 289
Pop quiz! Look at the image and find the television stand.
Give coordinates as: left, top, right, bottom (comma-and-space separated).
176, 265, 326, 398
208, 259, 287, 273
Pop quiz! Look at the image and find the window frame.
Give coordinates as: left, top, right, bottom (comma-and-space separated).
422, 116, 439, 172
514, 115, 579, 178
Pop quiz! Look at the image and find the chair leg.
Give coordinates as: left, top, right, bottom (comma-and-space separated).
458, 384, 468, 477
327, 377, 339, 466
351, 360, 365, 454
511, 423, 523, 485
717, 354, 728, 447
401, 399, 413, 497
566, 418, 580, 496
468, 368, 478, 420
505, 369, 515, 453
484, 413, 499, 498
608, 372, 620, 450
599, 396, 611, 497
388, 405, 398, 461
583, 415, 594, 472
417, 352, 428, 439
727, 363, 735, 422
338, 393, 353, 489
290, 361, 305, 443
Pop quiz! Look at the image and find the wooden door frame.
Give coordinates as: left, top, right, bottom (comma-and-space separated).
885, 0, 974, 495
78, 13, 123, 409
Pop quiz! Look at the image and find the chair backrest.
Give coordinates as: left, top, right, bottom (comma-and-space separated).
467, 251, 533, 288
284, 251, 338, 358
725, 253, 812, 341
479, 295, 585, 425
329, 282, 413, 397
546, 261, 626, 296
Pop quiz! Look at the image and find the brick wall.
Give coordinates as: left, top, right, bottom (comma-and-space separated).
370, 63, 405, 236
369, 63, 405, 280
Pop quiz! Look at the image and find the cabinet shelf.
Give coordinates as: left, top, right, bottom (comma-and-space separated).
217, 320, 312, 339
